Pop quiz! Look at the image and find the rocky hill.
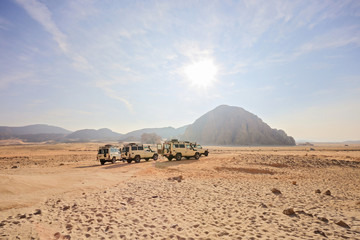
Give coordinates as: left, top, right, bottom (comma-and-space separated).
121, 125, 188, 141
0, 124, 71, 142
65, 128, 123, 142
183, 105, 295, 146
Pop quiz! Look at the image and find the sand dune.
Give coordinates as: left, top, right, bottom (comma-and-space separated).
0, 144, 359, 239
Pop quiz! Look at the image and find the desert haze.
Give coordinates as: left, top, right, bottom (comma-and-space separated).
0, 143, 359, 239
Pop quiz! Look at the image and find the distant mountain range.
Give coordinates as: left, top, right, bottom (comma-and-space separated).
0, 105, 312, 146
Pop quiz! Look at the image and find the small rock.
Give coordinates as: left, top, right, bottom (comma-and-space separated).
283, 208, 296, 216
314, 230, 327, 238
59, 163, 64, 166
152, 196, 158, 198
18, 214, 26, 219
318, 217, 329, 223
292, 181, 297, 185
271, 188, 282, 195
85, 234, 91, 238
259, 203, 268, 208
324, 190, 331, 196
11, 166, 18, 169
315, 189, 321, 194
63, 206, 70, 211
335, 220, 350, 229
34, 209, 42, 215
54, 232, 61, 239
168, 175, 183, 182
63, 235, 71, 240
66, 224, 73, 231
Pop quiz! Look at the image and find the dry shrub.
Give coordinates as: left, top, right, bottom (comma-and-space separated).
215, 167, 274, 175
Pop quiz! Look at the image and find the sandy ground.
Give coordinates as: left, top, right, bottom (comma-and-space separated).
0, 143, 360, 239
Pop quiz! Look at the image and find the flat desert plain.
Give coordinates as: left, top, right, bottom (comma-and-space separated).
0, 143, 360, 240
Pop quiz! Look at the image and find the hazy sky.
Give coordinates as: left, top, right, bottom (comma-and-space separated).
1, 0, 359, 142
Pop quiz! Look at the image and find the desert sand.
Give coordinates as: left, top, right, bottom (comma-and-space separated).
0, 143, 360, 239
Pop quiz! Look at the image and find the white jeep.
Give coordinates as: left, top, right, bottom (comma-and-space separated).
122, 143, 158, 163
97, 145, 121, 165
158, 139, 200, 161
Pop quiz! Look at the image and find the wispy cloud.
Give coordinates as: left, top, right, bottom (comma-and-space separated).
14, 0, 134, 110
294, 26, 360, 57
0, 17, 11, 30
0, 71, 34, 90
14, 0, 92, 72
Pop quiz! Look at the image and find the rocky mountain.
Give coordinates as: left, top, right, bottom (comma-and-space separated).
65, 128, 123, 142
121, 125, 189, 141
183, 105, 295, 146
0, 124, 71, 142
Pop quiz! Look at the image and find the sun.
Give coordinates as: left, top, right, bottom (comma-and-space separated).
184, 59, 218, 88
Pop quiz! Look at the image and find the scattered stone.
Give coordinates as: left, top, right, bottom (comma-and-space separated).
66, 224, 73, 231
315, 189, 321, 194
152, 196, 158, 198
171, 224, 178, 228
12, 221, 20, 225
54, 232, 61, 239
314, 230, 327, 238
11, 166, 18, 169
271, 188, 282, 195
168, 176, 183, 182
283, 208, 296, 216
318, 217, 329, 223
18, 214, 26, 219
34, 209, 42, 215
324, 190, 331, 196
335, 220, 350, 229
292, 181, 297, 185
63, 235, 71, 240
63, 206, 70, 211
59, 163, 64, 166
259, 203, 268, 208
85, 234, 91, 238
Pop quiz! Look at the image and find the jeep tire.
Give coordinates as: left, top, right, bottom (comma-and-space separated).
127, 159, 132, 164
153, 154, 158, 161
100, 160, 105, 165
176, 153, 182, 161
112, 157, 116, 164
134, 155, 141, 163
194, 152, 200, 160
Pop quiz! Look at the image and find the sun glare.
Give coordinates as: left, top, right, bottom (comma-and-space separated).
184, 59, 218, 88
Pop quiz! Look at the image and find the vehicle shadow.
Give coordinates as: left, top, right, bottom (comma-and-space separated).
75, 161, 129, 169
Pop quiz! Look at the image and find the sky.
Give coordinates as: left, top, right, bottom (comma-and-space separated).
0, 0, 359, 142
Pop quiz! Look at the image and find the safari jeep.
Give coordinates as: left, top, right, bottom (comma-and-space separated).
122, 143, 158, 163
191, 143, 209, 156
97, 145, 121, 165
158, 139, 200, 161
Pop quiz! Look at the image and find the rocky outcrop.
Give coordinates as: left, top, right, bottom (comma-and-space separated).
183, 105, 295, 146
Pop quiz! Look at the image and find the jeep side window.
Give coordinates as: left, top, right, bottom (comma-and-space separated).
180, 144, 185, 148
125, 147, 129, 152
174, 144, 179, 148
138, 146, 144, 150
186, 144, 190, 149
131, 146, 137, 151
